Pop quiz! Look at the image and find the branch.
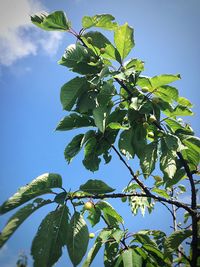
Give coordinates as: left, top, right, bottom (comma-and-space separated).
66, 192, 195, 215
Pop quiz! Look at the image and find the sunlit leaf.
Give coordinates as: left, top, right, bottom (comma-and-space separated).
152, 188, 170, 199
31, 11, 71, 31
83, 31, 121, 62
93, 105, 111, 132
114, 23, 134, 61
96, 201, 123, 226
118, 129, 135, 159
140, 142, 157, 178
160, 140, 177, 180
172, 105, 193, 116
0, 173, 62, 214
151, 74, 181, 88
82, 14, 117, 30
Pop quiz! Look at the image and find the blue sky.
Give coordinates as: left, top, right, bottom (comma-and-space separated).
0, 0, 199, 266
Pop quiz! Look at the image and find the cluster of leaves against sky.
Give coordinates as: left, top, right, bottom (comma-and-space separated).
0, 11, 199, 267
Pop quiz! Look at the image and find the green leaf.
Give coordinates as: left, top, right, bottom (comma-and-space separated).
87, 207, 101, 227
97, 82, 116, 105
54, 192, 67, 204
181, 135, 200, 154
164, 134, 183, 152
60, 77, 87, 111
66, 212, 89, 266
165, 118, 194, 135
31, 205, 69, 267
114, 23, 134, 61
137, 76, 153, 90
151, 74, 181, 88
154, 85, 178, 103
82, 229, 112, 267
76, 90, 98, 114
165, 168, 186, 187
181, 147, 200, 170
125, 58, 145, 72
96, 201, 123, 226
164, 229, 192, 258
140, 142, 157, 178
83, 137, 101, 171
160, 140, 177, 180
56, 113, 95, 131
177, 96, 192, 107
0, 173, 62, 214
104, 241, 119, 267
142, 244, 166, 264
132, 124, 147, 158
118, 129, 135, 159
31, 11, 71, 31
129, 196, 153, 216
58, 43, 99, 75
64, 134, 85, 163
83, 31, 121, 62
0, 198, 52, 248
80, 179, 115, 194
152, 188, 170, 199
122, 248, 143, 267
82, 14, 117, 30
93, 105, 111, 133
172, 105, 193, 116
107, 122, 129, 130
82, 239, 102, 267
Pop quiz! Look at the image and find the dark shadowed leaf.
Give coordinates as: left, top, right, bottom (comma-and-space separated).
31, 205, 69, 267
56, 113, 95, 131
60, 77, 87, 111
87, 207, 101, 227
66, 212, 89, 266
164, 230, 192, 258
0, 173, 62, 214
0, 198, 52, 248
80, 179, 115, 194
58, 43, 99, 75
82, 229, 112, 267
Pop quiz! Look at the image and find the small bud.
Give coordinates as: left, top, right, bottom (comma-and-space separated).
89, 233, 95, 239
100, 48, 106, 54
141, 87, 149, 93
84, 201, 94, 210
87, 37, 93, 44
149, 115, 157, 123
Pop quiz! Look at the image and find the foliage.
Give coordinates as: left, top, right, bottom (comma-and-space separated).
0, 11, 199, 267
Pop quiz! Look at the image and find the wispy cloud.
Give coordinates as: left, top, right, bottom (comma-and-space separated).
0, 0, 63, 66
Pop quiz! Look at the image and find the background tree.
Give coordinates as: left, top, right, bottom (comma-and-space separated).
0, 11, 199, 267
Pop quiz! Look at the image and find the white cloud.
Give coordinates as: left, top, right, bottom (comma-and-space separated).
0, 0, 63, 66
